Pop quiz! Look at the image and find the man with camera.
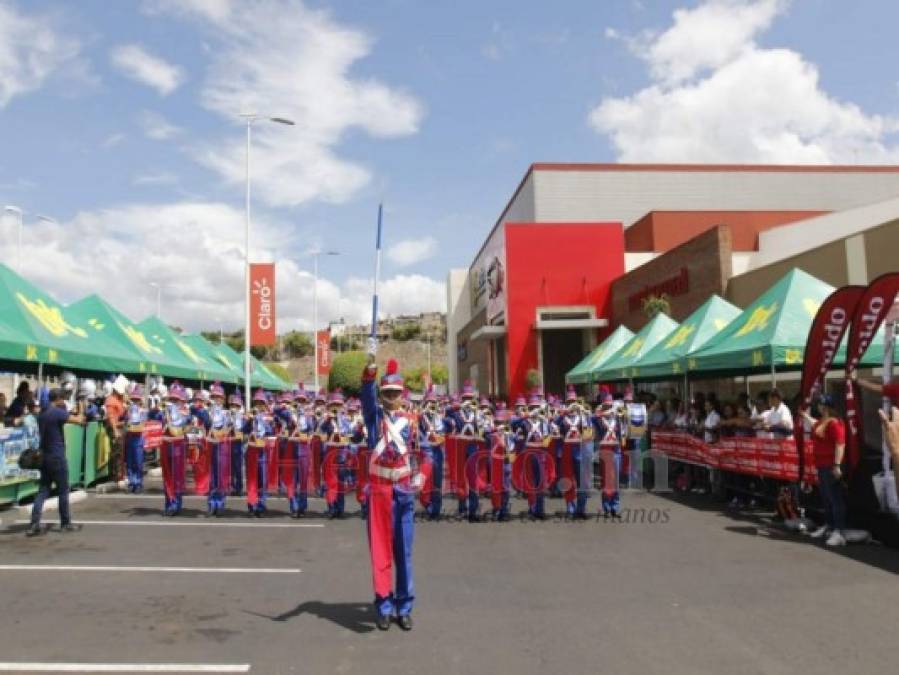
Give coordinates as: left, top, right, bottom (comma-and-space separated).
27, 389, 84, 537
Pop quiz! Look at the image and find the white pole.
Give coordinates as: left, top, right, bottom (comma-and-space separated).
313, 253, 319, 393
244, 117, 253, 408
883, 319, 895, 474
427, 337, 431, 383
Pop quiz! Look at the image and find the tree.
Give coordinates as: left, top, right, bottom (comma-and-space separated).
391, 324, 421, 341
642, 293, 672, 318
525, 368, 542, 391
328, 351, 369, 397
283, 331, 313, 358
430, 364, 448, 385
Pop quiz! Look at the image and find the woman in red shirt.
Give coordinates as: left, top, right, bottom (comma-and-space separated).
800, 394, 847, 547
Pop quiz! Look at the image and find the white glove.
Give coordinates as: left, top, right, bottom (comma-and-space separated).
367, 336, 378, 357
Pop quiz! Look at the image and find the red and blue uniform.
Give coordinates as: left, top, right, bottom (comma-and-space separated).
320, 412, 353, 517
124, 401, 147, 493
245, 410, 276, 515
207, 403, 232, 515
592, 409, 623, 516
361, 366, 418, 620
161, 398, 191, 516
556, 411, 593, 517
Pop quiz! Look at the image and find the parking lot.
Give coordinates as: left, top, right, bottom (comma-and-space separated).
1, 485, 897, 674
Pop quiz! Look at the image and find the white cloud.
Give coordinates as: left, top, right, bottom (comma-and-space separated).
387, 236, 438, 267
0, 3, 81, 108
150, 0, 424, 208
132, 171, 178, 186
110, 44, 185, 95
3, 201, 444, 334
102, 133, 125, 148
590, 0, 899, 164
138, 110, 182, 140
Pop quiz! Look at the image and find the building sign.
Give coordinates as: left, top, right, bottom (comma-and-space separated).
250, 263, 276, 346
486, 254, 505, 321
316, 329, 331, 376
627, 267, 689, 312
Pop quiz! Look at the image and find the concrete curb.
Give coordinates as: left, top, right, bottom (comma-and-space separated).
16, 489, 88, 517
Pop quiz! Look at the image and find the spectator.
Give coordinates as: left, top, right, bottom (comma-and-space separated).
648, 399, 666, 428
800, 395, 847, 547
719, 403, 737, 437
762, 389, 794, 437
27, 389, 84, 536
877, 405, 899, 500
0, 391, 6, 420
671, 400, 689, 430
4, 381, 32, 426
732, 405, 756, 438
702, 398, 721, 444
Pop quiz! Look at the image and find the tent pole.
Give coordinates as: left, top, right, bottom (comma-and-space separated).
37, 362, 43, 395
770, 362, 777, 388
744, 375, 749, 396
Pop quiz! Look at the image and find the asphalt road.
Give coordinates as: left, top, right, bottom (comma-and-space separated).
0, 485, 897, 675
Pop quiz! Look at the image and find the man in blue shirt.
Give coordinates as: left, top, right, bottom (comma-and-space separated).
27, 389, 84, 536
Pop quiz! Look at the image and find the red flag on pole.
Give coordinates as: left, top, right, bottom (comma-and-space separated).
796, 286, 865, 481
249, 263, 276, 346
844, 273, 899, 470
316, 329, 332, 376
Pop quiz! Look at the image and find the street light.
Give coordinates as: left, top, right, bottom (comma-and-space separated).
4, 207, 58, 273
309, 249, 340, 393
3, 206, 23, 272
149, 282, 163, 319
242, 113, 295, 407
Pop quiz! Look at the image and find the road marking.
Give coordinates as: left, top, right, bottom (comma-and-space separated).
0, 565, 299, 574
14, 519, 324, 529
0, 664, 250, 673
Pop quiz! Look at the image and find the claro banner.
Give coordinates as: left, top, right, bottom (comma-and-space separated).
250, 263, 276, 346
316, 329, 331, 376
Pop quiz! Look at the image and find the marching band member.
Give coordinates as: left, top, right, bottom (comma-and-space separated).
246, 389, 276, 517
489, 403, 514, 522
455, 383, 483, 522
124, 384, 147, 493
593, 393, 625, 519
557, 387, 592, 518
418, 387, 445, 520
320, 390, 352, 519
206, 383, 231, 516
513, 392, 555, 520
161, 382, 190, 516
347, 397, 371, 519
361, 355, 419, 631
287, 387, 315, 518
228, 390, 246, 496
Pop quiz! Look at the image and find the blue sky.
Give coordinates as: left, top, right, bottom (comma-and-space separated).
1, 0, 898, 332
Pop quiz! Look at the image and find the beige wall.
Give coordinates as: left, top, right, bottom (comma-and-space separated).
727, 239, 848, 307
863, 218, 899, 280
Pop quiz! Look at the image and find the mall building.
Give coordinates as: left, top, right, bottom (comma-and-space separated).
446, 163, 899, 398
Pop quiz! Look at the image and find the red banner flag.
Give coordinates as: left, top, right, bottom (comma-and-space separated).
796, 285, 865, 482
316, 329, 331, 376
250, 263, 276, 346
845, 273, 899, 470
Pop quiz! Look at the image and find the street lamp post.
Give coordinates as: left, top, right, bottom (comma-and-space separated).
149, 282, 162, 319
3, 206, 23, 272
310, 249, 340, 393
242, 113, 294, 407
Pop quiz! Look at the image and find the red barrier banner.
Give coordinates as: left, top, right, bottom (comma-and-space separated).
651, 431, 817, 484
142, 420, 163, 450
250, 263, 276, 346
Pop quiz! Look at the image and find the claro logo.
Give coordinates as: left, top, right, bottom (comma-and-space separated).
252, 276, 273, 330
848, 296, 885, 368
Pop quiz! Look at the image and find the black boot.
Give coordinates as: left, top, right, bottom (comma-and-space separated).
397, 615, 413, 631
26, 524, 42, 537
375, 614, 391, 631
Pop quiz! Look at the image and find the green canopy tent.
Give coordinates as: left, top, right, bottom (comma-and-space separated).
0, 263, 147, 374
565, 325, 634, 385
594, 313, 680, 382
67, 295, 204, 380
136, 316, 231, 384
179, 334, 242, 385
629, 296, 742, 381
687, 268, 834, 377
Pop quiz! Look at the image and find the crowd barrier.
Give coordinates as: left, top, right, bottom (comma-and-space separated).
651, 430, 818, 484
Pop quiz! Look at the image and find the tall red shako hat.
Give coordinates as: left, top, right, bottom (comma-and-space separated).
380, 359, 404, 392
